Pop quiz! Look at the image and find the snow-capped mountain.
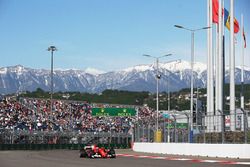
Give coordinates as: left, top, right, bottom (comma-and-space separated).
0, 61, 250, 94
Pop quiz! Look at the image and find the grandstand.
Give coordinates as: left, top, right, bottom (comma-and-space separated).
0, 96, 155, 148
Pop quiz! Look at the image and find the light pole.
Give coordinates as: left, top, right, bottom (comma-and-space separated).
143, 54, 172, 131
154, 59, 179, 143
174, 25, 210, 142
48, 46, 57, 113
167, 59, 181, 113
167, 59, 180, 143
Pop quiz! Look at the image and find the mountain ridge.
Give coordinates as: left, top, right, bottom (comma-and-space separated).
1, 61, 250, 94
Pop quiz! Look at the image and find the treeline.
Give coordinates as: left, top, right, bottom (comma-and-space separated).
20, 88, 149, 106
224, 83, 250, 110
19, 83, 250, 111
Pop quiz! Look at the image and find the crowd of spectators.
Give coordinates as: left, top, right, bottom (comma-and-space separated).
0, 97, 155, 134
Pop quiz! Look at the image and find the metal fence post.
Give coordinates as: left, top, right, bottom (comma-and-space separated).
217, 110, 224, 143
184, 113, 190, 143
134, 123, 137, 142
246, 110, 249, 143
202, 113, 206, 143
147, 124, 150, 143
163, 118, 166, 142
131, 126, 134, 143
172, 115, 177, 143
142, 124, 144, 142
137, 122, 140, 142
241, 108, 248, 144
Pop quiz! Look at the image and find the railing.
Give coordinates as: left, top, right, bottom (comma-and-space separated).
134, 110, 250, 144
0, 130, 132, 150
0, 143, 130, 150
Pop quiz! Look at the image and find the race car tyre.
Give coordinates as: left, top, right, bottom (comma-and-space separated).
107, 148, 116, 158
87, 150, 95, 158
79, 149, 87, 158
109, 148, 115, 154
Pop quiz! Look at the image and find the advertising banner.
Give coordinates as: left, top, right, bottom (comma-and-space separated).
91, 108, 136, 116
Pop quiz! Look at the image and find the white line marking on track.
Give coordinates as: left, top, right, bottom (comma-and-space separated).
202, 160, 220, 163
151, 156, 166, 160
236, 162, 250, 165
137, 155, 151, 158
176, 158, 192, 161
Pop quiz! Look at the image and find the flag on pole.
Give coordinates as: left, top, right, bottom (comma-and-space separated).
243, 28, 246, 48
212, 0, 239, 33
224, 8, 240, 33
212, 0, 219, 23
224, 8, 230, 27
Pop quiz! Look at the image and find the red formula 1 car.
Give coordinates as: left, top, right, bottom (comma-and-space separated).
79, 145, 116, 158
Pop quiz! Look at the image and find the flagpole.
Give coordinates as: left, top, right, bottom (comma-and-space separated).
217, 0, 223, 132
209, 0, 214, 133
206, 0, 213, 133
206, 0, 210, 133
215, 23, 219, 131
221, 0, 225, 142
240, 14, 244, 110
230, 0, 235, 131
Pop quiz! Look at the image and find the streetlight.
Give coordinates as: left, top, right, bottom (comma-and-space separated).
153, 59, 180, 143
47, 46, 57, 113
166, 59, 181, 143
166, 59, 181, 113
143, 53, 172, 131
174, 25, 210, 142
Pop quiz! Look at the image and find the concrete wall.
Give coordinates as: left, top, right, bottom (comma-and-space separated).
133, 142, 250, 159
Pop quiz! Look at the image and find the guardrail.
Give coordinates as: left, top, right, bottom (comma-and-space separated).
133, 142, 250, 159
0, 143, 131, 150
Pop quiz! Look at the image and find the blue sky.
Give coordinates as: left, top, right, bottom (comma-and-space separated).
0, 0, 249, 71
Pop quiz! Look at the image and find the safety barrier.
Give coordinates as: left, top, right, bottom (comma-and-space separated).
133, 142, 250, 159
0, 143, 130, 150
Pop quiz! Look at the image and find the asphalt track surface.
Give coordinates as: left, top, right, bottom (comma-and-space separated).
0, 149, 249, 167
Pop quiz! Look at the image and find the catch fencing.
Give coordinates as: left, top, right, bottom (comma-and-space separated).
134, 109, 250, 144
0, 130, 131, 150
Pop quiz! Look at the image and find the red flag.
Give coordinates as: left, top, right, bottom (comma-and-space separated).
234, 19, 240, 33
212, 0, 219, 23
213, 0, 240, 34
243, 28, 246, 48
